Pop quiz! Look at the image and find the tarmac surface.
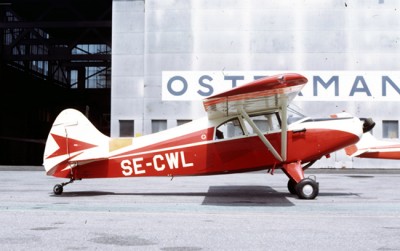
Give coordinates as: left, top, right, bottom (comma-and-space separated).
1, 167, 400, 250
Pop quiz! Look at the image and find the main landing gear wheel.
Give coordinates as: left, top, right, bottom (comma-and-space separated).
295, 178, 319, 200
287, 179, 297, 195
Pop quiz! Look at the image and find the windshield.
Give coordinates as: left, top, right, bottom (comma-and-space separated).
287, 105, 307, 124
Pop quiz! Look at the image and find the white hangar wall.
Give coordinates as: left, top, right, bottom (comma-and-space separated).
111, 0, 400, 168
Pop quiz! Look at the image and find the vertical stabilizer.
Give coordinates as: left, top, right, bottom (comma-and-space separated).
43, 109, 109, 176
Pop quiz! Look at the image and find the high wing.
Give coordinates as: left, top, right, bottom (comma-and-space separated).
203, 73, 307, 120
203, 73, 308, 162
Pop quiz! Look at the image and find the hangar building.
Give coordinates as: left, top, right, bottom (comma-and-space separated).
1, 0, 399, 169
0, 0, 111, 165
111, 0, 400, 168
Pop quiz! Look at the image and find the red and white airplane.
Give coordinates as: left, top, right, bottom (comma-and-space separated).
345, 132, 400, 160
43, 73, 374, 199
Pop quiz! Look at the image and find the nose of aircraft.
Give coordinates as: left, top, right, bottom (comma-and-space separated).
331, 112, 375, 136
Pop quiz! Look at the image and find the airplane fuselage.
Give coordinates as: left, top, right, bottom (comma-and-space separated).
52, 115, 363, 179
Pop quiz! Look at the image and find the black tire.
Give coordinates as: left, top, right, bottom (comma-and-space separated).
53, 184, 63, 195
295, 178, 319, 200
287, 179, 297, 195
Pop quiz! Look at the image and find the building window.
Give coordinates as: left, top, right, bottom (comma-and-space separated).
119, 120, 134, 137
177, 120, 192, 126
152, 120, 167, 133
383, 120, 399, 139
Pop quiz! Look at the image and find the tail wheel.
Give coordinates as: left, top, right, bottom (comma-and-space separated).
295, 178, 319, 200
52, 178, 75, 195
53, 184, 63, 195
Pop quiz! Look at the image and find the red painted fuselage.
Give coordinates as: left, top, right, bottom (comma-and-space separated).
50, 117, 362, 180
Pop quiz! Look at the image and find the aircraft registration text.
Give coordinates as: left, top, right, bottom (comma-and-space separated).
120, 151, 194, 176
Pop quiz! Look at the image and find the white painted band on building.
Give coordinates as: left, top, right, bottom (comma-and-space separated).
162, 71, 400, 101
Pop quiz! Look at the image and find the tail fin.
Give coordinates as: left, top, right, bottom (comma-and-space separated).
43, 109, 109, 176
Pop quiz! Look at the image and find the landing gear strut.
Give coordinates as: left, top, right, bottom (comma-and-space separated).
53, 178, 74, 195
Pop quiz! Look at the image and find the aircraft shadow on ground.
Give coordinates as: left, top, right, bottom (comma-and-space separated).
201, 185, 294, 207
55, 185, 296, 207
53, 186, 360, 207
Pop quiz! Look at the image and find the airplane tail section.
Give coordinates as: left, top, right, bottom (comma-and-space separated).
43, 109, 110, 177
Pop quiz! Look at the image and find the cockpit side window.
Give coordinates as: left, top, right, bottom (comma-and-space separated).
244, 113, 281, 135
215, 118, 244, 140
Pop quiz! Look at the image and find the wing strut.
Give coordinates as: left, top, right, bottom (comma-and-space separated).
239, 108, 284, 162
280, 97, 288, 161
